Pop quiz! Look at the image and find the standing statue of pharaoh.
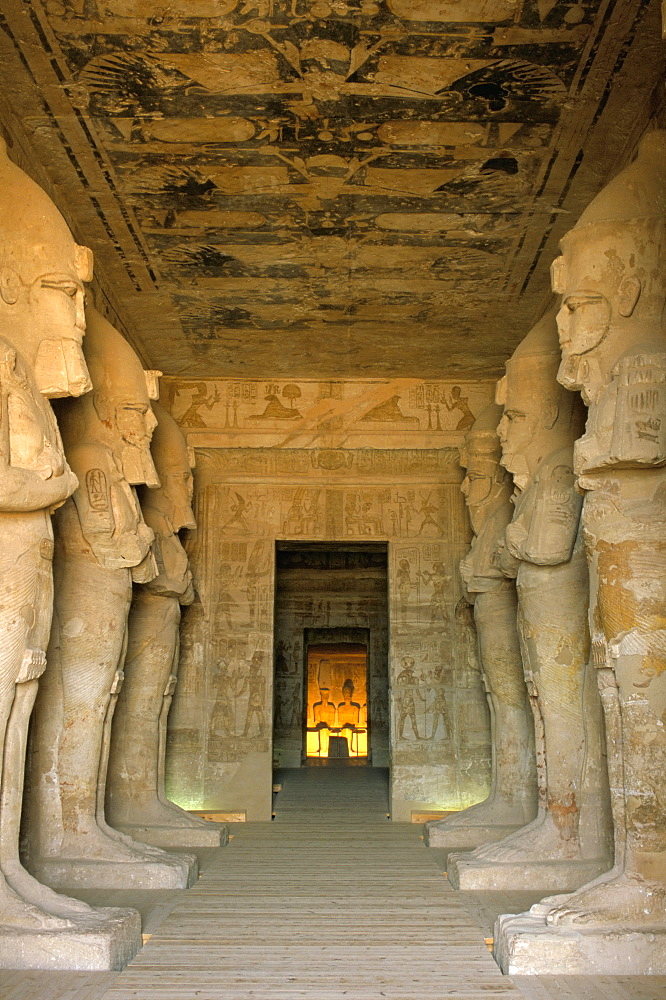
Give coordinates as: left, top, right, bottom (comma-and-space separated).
449, 314, 612, 891
497, 131, 666, 974
425, 403, 536, 849
0, 141, 140, 969
25, 306, 197, 891
106, 402, 227, 848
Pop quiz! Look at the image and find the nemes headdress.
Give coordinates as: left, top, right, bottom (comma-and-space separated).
0, 138, 92, 291
150, 400, 194, 479
460, 401, 508, 486
496, 311, 561, 407
84, 306, 152, 408
83, 305, 160, 487
552, 131, 666, 302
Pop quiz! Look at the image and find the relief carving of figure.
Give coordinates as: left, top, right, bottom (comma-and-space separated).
211, 657, 241, 736
444, 385, 476, 430
179, 382, 220, 428
26, 306, 196, 890
450, 313, 612, 890
426, 402, 536, 848
395, 657, 426, 741
239, 650, 268, 738
396, 557, 417, 619
419, 561, 451, 630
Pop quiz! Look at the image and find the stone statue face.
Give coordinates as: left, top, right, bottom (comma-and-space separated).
30, 271, 90, 397
114, 398, 160, 487
162, 470, 196, 531
116, 399, 158, 450
147, 400, 196, 528
0, 143, 93, 398
1, 257, 91, 400
552, 132, 666, 407
552, 238, 615, 404
462, 464, 492, 508
461, 451, 496, 533
496, 372, 540, 488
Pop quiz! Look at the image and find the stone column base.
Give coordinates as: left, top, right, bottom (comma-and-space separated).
118, 822, 228, 849
495, 910, 666, 974
424, 821, 522, 850
31, 853, 198, 890
0, 906, 141, 971
447, 853, 608, 891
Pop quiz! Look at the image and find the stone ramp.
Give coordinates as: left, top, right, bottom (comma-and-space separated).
102, 765, 524, 999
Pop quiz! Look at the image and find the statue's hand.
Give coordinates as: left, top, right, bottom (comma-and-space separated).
505, 520, 529, 558
497, 538, 520, 577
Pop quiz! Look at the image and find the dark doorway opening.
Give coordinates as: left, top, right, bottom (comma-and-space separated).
273, 542, 388, 769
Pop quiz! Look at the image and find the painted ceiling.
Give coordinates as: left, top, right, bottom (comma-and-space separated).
0, 0, 663, 378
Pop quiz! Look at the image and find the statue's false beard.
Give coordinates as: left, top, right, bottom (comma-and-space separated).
119, 440, 160, 488
34, 337, 91, 398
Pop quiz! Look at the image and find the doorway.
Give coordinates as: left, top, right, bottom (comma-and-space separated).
272, 542, 389, 769
305, 642, 368, 760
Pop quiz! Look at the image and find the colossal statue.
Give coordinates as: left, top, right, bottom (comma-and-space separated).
448, 313, 612, 891
0, 141, 141, 968
497, 131, 666, 974
425, 403, 535, 849
25, 305, 197, 891
106, 401, 227, 848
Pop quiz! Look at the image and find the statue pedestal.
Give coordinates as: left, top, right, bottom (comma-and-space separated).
447, 853, 608, 891
118, 822, 227, 849
0, 906, 140, 971
495, 909, 666, 974
31, 853, 198, 891
424, 821, 522, 850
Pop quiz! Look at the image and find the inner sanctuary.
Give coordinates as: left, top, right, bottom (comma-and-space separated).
0, 1, 664, 997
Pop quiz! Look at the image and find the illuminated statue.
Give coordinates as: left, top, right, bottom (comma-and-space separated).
449, 314, 612, 892
497, 131, 666, 974
26, 306, 196, 891
426, 403, 536, 849
338, 679, 361, 728
106, 402, 226, 848
313, 688, 337, 728
0, 141, 140, 968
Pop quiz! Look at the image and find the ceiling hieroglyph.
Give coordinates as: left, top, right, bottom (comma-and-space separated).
0, 0, 663, 377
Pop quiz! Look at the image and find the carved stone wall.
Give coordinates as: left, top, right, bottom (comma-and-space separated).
164, 376, 494, 820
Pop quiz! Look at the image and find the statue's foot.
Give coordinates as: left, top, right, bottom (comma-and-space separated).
152, 799, 213, 829
469, 814, 579, 864
3, 861, 94, 918
118, 799, 211, 830
529, 865, 621, 917
545, 871, 666, 929
60, 824, 168, 864
467, 814, 545, 860
96, 819, 169, 858
432, 796, 530, 830
0, 880, 73, 930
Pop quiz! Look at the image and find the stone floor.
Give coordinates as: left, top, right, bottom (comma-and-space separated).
2, 766, 665, 999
